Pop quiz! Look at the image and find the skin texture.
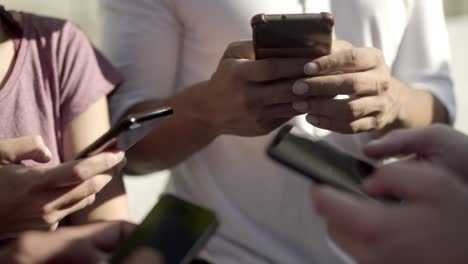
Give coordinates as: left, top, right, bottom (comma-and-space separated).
312, 125, 468, 264
0, 221, 162, 264
122, 40, 449, 174
0, 14, 130, 224
364, 124, 468, 178
292, 42, 449, 133
0, 136, 126, 237
313, 163, 468, 264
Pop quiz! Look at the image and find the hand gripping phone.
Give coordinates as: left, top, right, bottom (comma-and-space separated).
251, 12, 334, 60
110, 194, 219, 264
75, 107, 173, 159
267, 125, 375, 199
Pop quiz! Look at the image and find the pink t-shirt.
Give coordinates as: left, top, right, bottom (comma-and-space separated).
0, 9, 123, 164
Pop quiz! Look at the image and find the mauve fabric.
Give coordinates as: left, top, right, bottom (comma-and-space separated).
0, 10, 123, 165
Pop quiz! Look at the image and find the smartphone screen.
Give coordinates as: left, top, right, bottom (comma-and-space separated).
110, 194, 218, 264
75, 107, 173, 159
268, 126, 374, 198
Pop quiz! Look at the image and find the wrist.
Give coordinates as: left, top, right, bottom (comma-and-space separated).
168, 81, 221, 141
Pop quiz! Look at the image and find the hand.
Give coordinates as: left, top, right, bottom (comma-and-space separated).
292, 40, 406, 133
364, 124, 468, 178
197, 41, 309, 136
0, 137, 126, 237
0, 221, 138, 264
0, 136, 52, 165
312, 162, 468, 264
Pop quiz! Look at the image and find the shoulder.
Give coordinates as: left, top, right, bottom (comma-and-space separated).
21, 12, 91, 50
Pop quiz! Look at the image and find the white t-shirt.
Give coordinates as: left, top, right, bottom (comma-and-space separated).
100, 1, 455, 263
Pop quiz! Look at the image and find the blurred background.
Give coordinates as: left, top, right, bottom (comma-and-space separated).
1, 0, 467, 221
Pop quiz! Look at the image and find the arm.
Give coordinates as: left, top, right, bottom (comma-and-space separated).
100, 1, 315, 174
63, 97, 130, 223
389, 0, 454, 127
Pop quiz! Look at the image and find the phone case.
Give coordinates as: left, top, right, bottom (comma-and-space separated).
251, 13, 334, 60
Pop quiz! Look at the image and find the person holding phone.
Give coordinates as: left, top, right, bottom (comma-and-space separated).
0, 137, 126, 236
100, 1, 454, 263
0, 5, 129, 228
313, 125, 468, 264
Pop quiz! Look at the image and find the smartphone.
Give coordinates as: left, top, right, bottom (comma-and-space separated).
75, 107, 173, 159
110, 194, 219, 264
251, 12, 334, 60
267, 125, 375, 199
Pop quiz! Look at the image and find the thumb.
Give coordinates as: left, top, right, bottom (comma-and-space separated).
222, 40, 255, 60
363, 127, 432, 159
0, 136, 52, 164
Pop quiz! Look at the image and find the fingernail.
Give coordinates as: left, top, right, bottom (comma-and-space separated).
292, 101, 309, 113
307, 115, 319, 125
304, 62, 320, 75
292, 81, 309, 95
113, 151, 125, 162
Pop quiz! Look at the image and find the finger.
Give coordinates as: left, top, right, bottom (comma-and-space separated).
304, 48, 382, 76
292, 72, 387, 97
250, 80, 304, 105
363, 127, 433, 159
306, 115, 381, 134
222, 40, 256, 60
55, 195, 97, 222
235, 58, 309, 82
45, 174, 112, 211
39, 151, 124, 187
312, 185, 384, 246
123, 248, 164, 264
294, 97, 383, 121
0, 136, 52, 164
363, 162, 458, 201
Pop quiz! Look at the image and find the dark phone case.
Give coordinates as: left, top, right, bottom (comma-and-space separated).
110, 194, 219, 264
75, 107, 173, 159
267, 125, 373, 198
251, 13, 334, 60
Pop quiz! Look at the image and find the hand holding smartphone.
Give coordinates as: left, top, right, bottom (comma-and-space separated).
251, 12, 334, 60
267, 126, 401, 202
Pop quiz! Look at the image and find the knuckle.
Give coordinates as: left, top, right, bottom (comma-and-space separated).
345, 49, 360, 67
348, 102, 364, 119
86, 179, 101, 195
42, 213, 59, 226
72, 164, 90, 181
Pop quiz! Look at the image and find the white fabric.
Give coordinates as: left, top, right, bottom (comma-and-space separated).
99, 1, 455, 263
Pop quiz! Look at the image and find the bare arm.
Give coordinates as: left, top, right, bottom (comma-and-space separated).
63, 97, 130, 223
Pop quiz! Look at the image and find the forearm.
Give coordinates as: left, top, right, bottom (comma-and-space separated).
124, 81, 218, 174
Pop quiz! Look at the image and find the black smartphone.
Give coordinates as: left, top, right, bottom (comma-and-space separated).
267, 125, 375, 199
251, 12, 334, 60
110, 194, 219, 264
75, 107, 173, 159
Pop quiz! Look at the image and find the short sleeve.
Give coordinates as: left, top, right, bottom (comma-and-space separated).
99, 0, 183, 123
57, 22, 124, 129
391, 0, 456, 123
